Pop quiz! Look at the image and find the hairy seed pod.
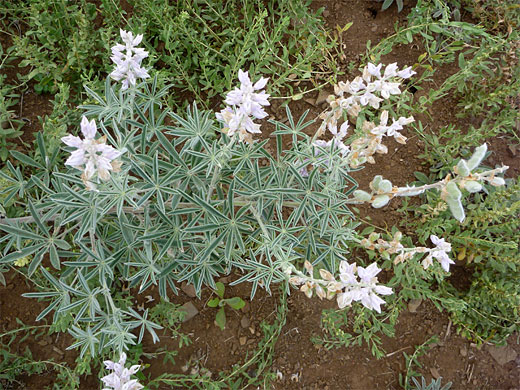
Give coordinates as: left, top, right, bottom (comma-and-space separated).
456, 159, 470, 177
446, 197, 465, 222
353, 190, 372, 202
489, 177, 505, 186
370, 175, 383, 191
372, 195, 390, 208
467, 143, 487, 171
378, 179, 392, 193
464, 180, 483, 193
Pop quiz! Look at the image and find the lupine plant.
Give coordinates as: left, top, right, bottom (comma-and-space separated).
0, 30, 509, 385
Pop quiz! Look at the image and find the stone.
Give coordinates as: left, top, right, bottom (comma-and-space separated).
181, 282, 197, 298
408, 298, 422, 313
180, 301, 199, 322
240, 315, 250, 329
239, 336, 247, 346
304, 98, 317, 107
487, 345, 518, 366
315, 89, 333, 106
430, 367, 440, 380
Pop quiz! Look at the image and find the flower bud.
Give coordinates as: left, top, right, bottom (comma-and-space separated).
381, 251, 390, 260
319, 269, 334, 281
369, 232, 380, 242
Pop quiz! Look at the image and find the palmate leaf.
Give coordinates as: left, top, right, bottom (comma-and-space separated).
125, 307, 163, 344
67, 326, 98, 358
166, 103, 214, 151
230, 248, 288, 299
102, 325, 137, 353
176, 255, 225, 294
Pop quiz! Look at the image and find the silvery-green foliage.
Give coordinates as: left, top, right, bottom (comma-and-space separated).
0, 74, 360, 356
0, 59, 507, 358
410, 376, 452, 390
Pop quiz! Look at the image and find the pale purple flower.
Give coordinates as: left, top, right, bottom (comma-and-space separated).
224, 69, 269, 119
336, 261, 393, 312
397, 66, 416, 79
357, 262, 381, 283
217, 69, 270, 142
61, 116, 121, 189
309, 120, 350, 169
110, 29, 150, 90
369, 110, 414, 144
360, 290, 387, 313
101, 352, 143, 390
349, 77, 366, 92
384, 62, 399, 78
339, 261, 357, 284
430, 235, 451, 252
430, 235, 454, 272
367, 63, 383, 78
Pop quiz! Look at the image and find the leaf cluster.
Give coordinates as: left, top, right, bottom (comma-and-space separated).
403, 178, 520, 344
0, 76, 360, 356
0, 75, 25, 161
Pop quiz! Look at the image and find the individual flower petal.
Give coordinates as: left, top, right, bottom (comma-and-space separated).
238, 69, 251, 86
80, 116, 97, 139
253, 77, 269, 90
367, 63, 382, 78
357, 263, 381, 283
61, 134, 83, 148
65, 149, 86, 167
397, 66, 416, 79
374, 285, 393, 295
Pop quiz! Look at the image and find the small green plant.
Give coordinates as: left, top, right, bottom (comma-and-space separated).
0, 319, 81, 389
402, 179, 520, 344
400, 336, 440, 389
207, 282, 246, 330
382, 0, 404, 13
0, 75, 24, 161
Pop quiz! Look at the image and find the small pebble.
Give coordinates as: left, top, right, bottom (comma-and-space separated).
240, 315, 250, 328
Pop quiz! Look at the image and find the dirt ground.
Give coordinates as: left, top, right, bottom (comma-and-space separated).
1, 0, 519, 389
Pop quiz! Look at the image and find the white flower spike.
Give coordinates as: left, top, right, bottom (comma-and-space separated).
217, 69, 270, 143
110, 29, 150, 90
101, 352, 143, 390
